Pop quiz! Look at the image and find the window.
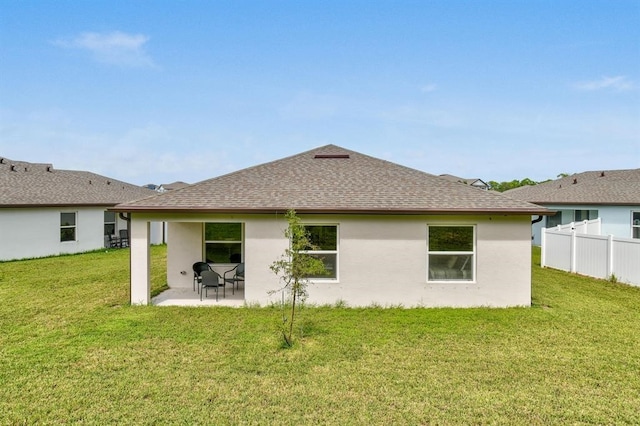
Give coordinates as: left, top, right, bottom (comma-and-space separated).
546, 210, 566, 228
547, 209, 598, 228
427, 225, 475, 281
633, 212, 640, 239
304, 225, 338, 279
104, 211, 116, 236
205, 223, 243, 263
60, 212, 77, 242
574, 209, 598, 221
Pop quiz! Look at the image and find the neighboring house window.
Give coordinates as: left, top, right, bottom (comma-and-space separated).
427, 225, 475, 282
205, 223, 243, 263
60, 212, 77, 242
574, 209, 598, 221
546, 210, 566, 228
304, 225, 338, 280
547, 209, 598, 228
104, 211, 116, 236
632, 212, 640, 239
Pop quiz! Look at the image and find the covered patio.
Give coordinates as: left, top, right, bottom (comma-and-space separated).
152, 285, 246, 307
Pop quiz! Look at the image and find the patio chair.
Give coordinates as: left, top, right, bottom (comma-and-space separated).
119, 229, 129, 247
105, 234, 119, 248
224, 263, 245, 295
192, 261, 212, 293
200, 270, 224, 301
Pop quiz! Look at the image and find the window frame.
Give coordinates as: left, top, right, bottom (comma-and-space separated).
204, 222, 244, 263
632, 211, 640, 239
303, 224, 339, 282
104, 211, 117, 236
60, 211, 77, 243
427, 224, 476, 283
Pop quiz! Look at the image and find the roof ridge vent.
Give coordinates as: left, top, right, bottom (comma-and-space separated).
314, 154, 350, 159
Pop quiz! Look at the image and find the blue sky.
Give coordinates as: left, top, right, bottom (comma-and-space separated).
1, 1, 639, 186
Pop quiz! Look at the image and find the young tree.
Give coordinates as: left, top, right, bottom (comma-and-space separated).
270, 209, 327, 346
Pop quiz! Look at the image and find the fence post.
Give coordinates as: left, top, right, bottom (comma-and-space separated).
541, 228, 546, 268
607, 234, 614, 279
570, 230, 577, 273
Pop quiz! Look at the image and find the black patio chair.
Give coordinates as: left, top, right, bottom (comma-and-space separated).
200, 270, 224, 301
224, 263, 245, 295
119, 229, 129, 247
105, 234, 119, 248
192, 261, 212, 293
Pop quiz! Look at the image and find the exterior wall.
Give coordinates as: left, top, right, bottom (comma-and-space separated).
166, 222, 203, 289
532, 205, 640, 245
0, 207, 107, 261
130, 219, 150, 304
131, 212, 532, 308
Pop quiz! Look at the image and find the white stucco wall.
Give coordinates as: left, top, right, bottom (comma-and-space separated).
532, 205, 640, 245
166, 222, 203, 289
0, 207, 109, 261
130, 212, 533, 308
0, 207, 166, 261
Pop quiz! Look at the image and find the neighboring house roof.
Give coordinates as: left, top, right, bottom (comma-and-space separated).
439, 174, 490, 190
114, 145, 549, 215
158, 181, 190, 191
0, 157, 156, 207
505, 169, 640, 206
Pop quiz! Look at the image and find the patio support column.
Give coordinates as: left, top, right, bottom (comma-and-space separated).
130, 218, 151, 305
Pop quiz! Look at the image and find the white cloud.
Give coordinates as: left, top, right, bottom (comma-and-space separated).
573, 76, 637, 92
420, 84, 437, 93
53, 31, 156, 68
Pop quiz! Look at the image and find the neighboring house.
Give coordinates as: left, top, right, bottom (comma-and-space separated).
439, 174, 491, 190
0, 157, 157, 261
113, 145, 550, 308
157, 181, 190, 192
505, 169, 640, 245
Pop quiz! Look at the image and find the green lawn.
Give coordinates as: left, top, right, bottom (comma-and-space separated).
1, 246, 639, 424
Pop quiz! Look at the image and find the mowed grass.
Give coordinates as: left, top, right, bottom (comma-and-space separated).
1, 246, 639, 424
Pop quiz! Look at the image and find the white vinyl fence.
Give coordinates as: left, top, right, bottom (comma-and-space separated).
541, 218, 640, 286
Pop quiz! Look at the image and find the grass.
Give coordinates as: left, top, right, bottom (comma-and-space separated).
1, 246, 639, 424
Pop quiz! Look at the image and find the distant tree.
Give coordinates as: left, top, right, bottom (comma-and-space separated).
488, 174, 571, 192
488, 178, 538, 192
269, 209, 327, 347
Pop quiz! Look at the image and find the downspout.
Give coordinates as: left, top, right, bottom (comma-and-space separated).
531, 215, 544, 242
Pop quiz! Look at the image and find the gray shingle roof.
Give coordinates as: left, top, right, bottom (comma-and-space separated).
0, 157, 156, 207
505, 169, 640, 205
114, 145, 549, 215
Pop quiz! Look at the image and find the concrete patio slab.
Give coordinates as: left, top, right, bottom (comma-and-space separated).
152, 286, 246, 307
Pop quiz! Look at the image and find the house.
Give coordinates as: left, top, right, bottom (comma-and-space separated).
157, 181, 190, 192
113, 145, 550, 308
0, 157, 157, 261
439, 174, 491, 190
505, 169, 640, 245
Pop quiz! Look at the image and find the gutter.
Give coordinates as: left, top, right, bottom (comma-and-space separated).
109, 206, 554, 216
